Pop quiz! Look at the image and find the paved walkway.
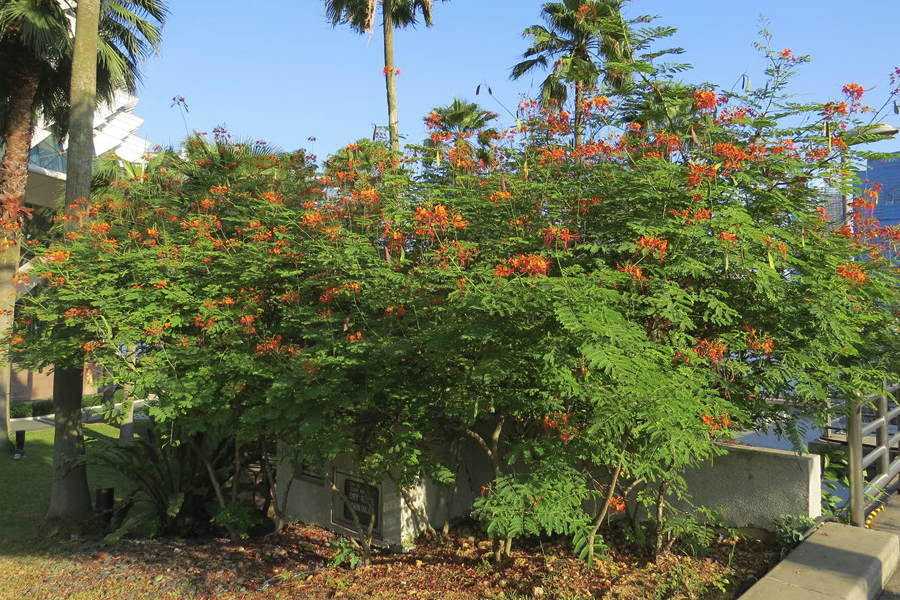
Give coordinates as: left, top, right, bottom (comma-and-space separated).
874, 491, 900, 599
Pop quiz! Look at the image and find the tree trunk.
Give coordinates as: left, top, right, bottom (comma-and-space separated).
42, 366, 92, 534
0, 42, 42, 454
0, 241, 15, 453
43, 0, 102, 535
382, 3, 400, 153
65, 0, 100, 206
574, 80, 584, 148
118, 388, 135, 446
0, 42, 41, 219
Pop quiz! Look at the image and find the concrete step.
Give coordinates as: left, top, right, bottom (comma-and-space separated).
740, 522, 899, 600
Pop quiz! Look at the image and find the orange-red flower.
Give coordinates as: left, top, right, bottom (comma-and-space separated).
694, 89, 717, 112
837, 263, 866, 285
636, 235, 668, 261
843, 82, 865, 100
618, 264, 647, 281
509, 253, 550, 277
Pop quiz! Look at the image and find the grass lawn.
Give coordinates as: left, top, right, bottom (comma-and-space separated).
0, 422, 148, 548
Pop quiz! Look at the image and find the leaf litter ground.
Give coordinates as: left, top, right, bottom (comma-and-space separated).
2, 521, 779, 600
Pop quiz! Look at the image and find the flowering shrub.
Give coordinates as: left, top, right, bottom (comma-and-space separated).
10, 16, 900, 564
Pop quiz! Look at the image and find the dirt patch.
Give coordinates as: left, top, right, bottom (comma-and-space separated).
7, 522, 779, 600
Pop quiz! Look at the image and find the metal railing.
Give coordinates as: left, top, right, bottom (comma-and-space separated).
847, 382, 900, 526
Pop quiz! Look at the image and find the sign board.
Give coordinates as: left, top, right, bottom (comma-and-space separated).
332, 472, 382, 535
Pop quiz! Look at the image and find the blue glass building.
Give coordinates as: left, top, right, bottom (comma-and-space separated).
863, 153, 900, 227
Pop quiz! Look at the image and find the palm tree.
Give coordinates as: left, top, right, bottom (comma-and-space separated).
0, 0, 166, 453
324, 0, 443, 154
511, 0, 632, 147
423, 97, 498, 169
41, 0, 101, 532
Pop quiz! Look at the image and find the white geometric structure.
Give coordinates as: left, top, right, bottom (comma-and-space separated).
21, 90, 151, 209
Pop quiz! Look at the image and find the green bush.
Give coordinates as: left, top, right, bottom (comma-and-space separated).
8, 393, 120, 420
28, 399, 55, 417
9, 403, 32, 418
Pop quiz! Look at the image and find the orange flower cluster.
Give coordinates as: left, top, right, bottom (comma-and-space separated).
618, 263, 646, 281
494, 254, 551, 279
262, 191, 283, 205
434, 240, 477, 269
280, 291, 300, 304
581, 95, 611, 120
319, 281, 362, 304
45, 250, 70, 263
64, 307, 94, 320
636, 235, 668, 261
239, 314, 256, 333
510, 253, 550, 277
719, 231, 738, 246
610, 495, 626, 513
843, 82, 865, 100
693, 339, 728, 365
488, 190, 512, 204
713, 143, 749, 169
823, 101, 849, 118
650, 132, 681, 158
353, 187, 379, 206
702, 412, 733, 432
302, 210, 324, 228
424, 111, 442, 130
543, 226, 578, 250
743, 326, 774, 355
255, 335, 283, 356
82, 341, 102, 354
414, 204, 468, 237
687, 164, 717, 187
539, 146, 567, 165
837, 263, 866, 285
669, 208, 713, 227
384, 305, 407, 318
694, 89, 718, 112
143, 320, 172, 337
543, 412, 578, 442
89, 222, 112, 235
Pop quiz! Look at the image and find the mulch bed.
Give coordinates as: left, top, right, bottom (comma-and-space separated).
9, 522, 780, 600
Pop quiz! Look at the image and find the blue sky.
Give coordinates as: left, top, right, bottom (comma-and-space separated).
132, 0, 900, 160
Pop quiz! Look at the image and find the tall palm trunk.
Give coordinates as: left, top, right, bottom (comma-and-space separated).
0, 46, 41, 215
382, 3, 400, 153
574, 80, 584, 148
44, 0, 102, 532
0, 43, 42, 453
0, 243, 17, 453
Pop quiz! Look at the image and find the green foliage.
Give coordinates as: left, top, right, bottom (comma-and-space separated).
8, 402, 32, 418
210, 502, 268, 541
472, 466, 594, 541
773, 514, 817, 551
327, 537, 362, 570
83, 427, 234, 543
646, 561, 729, 600
819, 448, 851, 522
8, 397, 96, 418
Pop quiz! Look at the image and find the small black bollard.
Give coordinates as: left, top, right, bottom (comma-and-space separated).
13, 430, 24, 460
96, 487, 115, 525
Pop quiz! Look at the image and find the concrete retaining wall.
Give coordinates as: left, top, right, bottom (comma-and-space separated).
280, 442, 822, 542
684, 444, 822, 529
